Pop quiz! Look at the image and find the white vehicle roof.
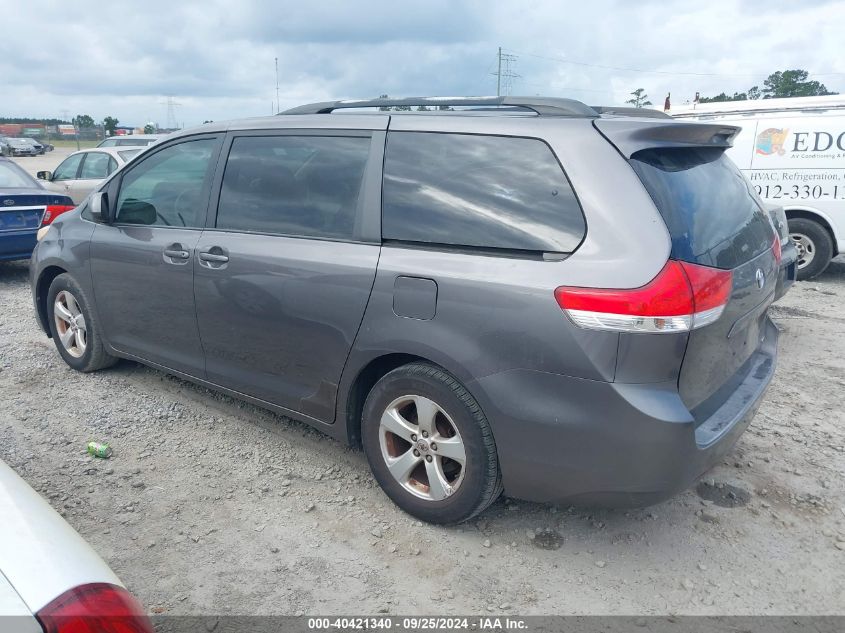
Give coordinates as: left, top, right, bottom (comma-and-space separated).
97, 134, 163, 147
671, 94, 845, 118
66, 146, 147, 161
0, 460, 122, 614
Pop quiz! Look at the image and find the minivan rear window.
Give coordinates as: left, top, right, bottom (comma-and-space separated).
382, 132, 585, 253
630, 147, 773, 269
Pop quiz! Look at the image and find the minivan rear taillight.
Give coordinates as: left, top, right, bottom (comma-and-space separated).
554, 260, 733, 334
772, 234, 782, 264
36, 583, 154, 633
41, 205, 75, 226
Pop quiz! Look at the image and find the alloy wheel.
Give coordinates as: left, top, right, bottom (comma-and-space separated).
53, 290, 87, 358
378, 395, 466, 501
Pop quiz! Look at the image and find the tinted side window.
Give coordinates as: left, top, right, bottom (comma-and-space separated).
53, 154, 84, 181
116, 138, 216, 228
382, 132, 585, 252
79, 152, 112, 179
216, 135, 370, 240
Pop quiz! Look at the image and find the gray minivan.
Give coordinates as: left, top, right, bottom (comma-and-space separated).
30, 97, 791, 523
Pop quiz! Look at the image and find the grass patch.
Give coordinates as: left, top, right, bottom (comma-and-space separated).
49, 139, 99, 149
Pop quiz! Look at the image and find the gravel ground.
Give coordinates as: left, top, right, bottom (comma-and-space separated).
1, 254, 844, 616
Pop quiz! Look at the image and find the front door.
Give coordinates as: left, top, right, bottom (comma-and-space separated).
90, 136, 221, 376
71, 151, 117, 204
193, 132, 382, 421
43, 152, 84, 199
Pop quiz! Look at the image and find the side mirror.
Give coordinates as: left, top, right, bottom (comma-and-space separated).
89, 192, 112, 224
37, 170, 52, 181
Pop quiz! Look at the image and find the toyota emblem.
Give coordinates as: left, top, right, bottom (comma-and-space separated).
755, 269, 765, 290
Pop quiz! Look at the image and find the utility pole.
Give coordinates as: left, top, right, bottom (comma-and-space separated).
492, 47, 519, 96
159, 96, 182, 130
497, 46, 502, 97
275, 57, 280, 114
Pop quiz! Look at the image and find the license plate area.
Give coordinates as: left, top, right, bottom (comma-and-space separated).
726, 293, 774, 367
0, 207, 44, 231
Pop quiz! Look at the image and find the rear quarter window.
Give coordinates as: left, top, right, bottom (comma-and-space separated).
382, 132, 585, 253
630, 147, 773, 269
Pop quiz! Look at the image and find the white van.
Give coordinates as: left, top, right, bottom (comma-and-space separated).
672, 95, 845, 279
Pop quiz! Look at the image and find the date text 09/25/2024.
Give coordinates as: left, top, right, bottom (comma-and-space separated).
307, 617, 528, 631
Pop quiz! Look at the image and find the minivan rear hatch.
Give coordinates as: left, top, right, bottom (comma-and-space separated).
595, 118, 779, 414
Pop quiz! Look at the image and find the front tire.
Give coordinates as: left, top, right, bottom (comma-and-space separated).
47, 274, 117, 372
362, 363, 502, 524
789, 217, 833, 281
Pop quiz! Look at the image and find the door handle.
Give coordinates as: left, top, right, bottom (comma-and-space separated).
198, 252, 229, 263
163, 243, 191, 265
198, 246, 230, 269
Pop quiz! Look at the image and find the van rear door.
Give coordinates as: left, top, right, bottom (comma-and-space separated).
596, 118, 780, 414
629, 147, 778, 412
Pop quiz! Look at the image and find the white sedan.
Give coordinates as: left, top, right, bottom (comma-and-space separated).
0, 459, 153, 633
36, 147, 146, 205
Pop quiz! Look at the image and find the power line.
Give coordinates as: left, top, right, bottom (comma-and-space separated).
504, 48, 845, 78
518, 79, 613, 95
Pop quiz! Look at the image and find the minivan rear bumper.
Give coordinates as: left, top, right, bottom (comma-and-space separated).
471, 318, 778, 506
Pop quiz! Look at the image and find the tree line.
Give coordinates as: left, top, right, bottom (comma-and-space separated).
0, 114, 144, 136
626, 68, 838, 108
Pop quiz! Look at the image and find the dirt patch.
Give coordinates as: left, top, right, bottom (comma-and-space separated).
531, 528, 564, 550
695, 481, 751, 508
2, 257, 845, 616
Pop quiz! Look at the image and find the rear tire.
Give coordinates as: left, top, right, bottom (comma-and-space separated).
362, 363, 502, 524
47, 274, 118, 373
789, 217, 833, 281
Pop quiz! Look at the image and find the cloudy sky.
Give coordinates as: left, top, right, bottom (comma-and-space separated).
3, 0, 844, 128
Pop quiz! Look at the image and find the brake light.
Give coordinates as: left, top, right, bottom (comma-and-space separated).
772, 234, 782, 264
41, 205, 75, 226
36, 583, 154, 633
554, 260, 733, 333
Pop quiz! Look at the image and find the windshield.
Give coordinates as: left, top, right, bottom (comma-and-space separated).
0, 161, 37, 187
101, 137, 155, 147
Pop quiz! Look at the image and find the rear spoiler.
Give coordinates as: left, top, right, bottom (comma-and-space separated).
593, 118, 740, 158
591, 106, 672, 119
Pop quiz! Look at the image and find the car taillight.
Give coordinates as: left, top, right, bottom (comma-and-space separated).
41, 205, 75, 226
36, 583, 154, 633
772, 233, 782, 264
554, 260, 733, 334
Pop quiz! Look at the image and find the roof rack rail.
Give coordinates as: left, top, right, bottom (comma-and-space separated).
591, 106, 672, 119
281, 96, 599, 118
